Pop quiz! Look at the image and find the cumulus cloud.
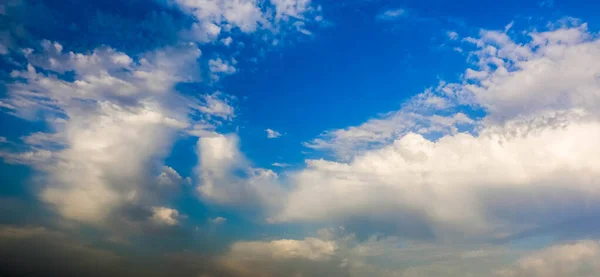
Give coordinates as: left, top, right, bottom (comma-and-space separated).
150, 207, 181, 226
157, 166, 185, 187
221, 36, 233, 46
174, 0, 265, 33
191, 92, 236, 121
209, 57, 237, 80
173, 0, 319, 42
270, 0, 312, 20
215, 236, 347, 277
280, 22, 600, 241
265, 128, 282, 138
0, 40, 233, 227
497, 240, 600, 277
196, 134, 283, 209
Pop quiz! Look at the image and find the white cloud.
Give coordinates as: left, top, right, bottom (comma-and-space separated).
191, 92, 236, 120
265, 128, 282, 138
150, 206, 181, 226
271, 162, 290, 167
196, 134, 283, 208
277, 22, 600, 241
208, 57, 237, 80
220, 36, 233, 46
0, 149, 53, 165
174, 0, 265, 33
270, 0, 311, 20
304, 90, 475, 159
377, 8, 406, 21
497, 240, 600, 277
0, 137, 6, 143
0, 40, 232, 225
39, 102, 186, 223
460, 23, 599, 123
157, 166, 185, 187
447, 31, 459, 40
174, 0, 318, 42
210, 216, 227, 224
228, 237, 337, 261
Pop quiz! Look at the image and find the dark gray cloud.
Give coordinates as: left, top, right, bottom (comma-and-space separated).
0, 225, 351, 277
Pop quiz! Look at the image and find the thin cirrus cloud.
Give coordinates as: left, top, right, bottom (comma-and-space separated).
376, 8, 406, 21
1, 0, 600, 277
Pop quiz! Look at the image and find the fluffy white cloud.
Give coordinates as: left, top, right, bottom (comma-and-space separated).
497, 240, 600, 277
150, 206, 181, 226
196, 134, 283, 208
157, 166, 185, 187
280, 22, 600, 240
220, 36, 233, 46
270, 0, 311, 20
457, 23, 600, 123
173, 0, 319, 43
190, 92, 236, 121
265, 128, 282, 138
208, 57, 237, 80
0, 41, 233, 225
174, 0, 265, 33
280, 119, 600, 238
39, 102, 186, 223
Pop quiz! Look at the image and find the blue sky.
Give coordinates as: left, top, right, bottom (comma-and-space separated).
2, 0, 600, 276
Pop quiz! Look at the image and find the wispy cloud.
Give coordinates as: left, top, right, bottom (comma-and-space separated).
265, 128, 282, 139
271, 162, 291, 167
377, 8, 406, 21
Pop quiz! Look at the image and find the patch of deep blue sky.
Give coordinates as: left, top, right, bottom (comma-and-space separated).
3, 0, 600, 243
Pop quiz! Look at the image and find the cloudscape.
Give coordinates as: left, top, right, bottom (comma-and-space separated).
1, 0, 600, 276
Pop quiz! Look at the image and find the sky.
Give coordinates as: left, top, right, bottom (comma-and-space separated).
1, 0, 600, 276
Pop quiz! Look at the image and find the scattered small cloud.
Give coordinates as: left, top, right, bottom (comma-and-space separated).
209, 216, 227, 224
150, 207, 180, 226
266, 128, 282, 139
446, 31, 459, 40
271, 162, 291, 168
377, 8, 406, 21
220, 36, 233, 47
208, 58, 237, 80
